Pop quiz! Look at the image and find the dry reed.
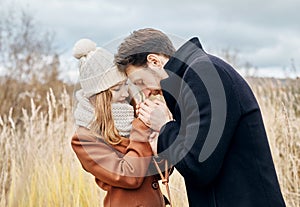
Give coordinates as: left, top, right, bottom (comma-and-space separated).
0, 77, 299, 206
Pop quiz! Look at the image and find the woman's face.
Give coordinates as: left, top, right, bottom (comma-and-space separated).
110, 80, 129, 103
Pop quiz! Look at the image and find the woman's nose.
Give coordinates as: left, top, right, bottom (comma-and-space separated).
122, 86, 129, 97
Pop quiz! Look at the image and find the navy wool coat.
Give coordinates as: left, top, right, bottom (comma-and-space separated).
158, 38, 286, 207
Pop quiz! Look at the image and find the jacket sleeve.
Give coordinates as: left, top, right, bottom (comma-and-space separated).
158, 61, 241, 186
71, 118, 153, 189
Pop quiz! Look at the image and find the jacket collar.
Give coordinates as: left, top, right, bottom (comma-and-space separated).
164, 37, 204, 77
160, 37, 204, 114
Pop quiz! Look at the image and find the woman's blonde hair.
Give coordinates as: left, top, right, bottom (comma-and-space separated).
89, 89, 122, 145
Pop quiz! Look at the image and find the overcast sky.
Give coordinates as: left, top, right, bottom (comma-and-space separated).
2, 0, 300, 81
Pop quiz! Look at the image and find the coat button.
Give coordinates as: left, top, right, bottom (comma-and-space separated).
152, 181, 159, 189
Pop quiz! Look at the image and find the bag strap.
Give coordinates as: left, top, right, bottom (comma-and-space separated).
153, 158, 172, 207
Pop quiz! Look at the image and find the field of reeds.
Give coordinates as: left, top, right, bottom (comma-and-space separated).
0, 77, 299, 207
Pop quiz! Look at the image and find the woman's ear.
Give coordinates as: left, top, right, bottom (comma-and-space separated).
147, 54, 163, 68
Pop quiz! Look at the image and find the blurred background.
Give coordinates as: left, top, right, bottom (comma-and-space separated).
0, 0, 299, 206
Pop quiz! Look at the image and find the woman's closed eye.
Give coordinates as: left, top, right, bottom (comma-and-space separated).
111, 81, 128, 92
111, 86, 121, 91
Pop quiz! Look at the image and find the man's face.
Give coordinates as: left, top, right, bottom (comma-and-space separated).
126, 65, 163, 98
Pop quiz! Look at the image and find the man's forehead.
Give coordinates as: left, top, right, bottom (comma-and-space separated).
126, 65, 142, 74
126, 67, 144, 78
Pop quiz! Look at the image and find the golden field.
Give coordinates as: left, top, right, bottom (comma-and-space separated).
0, 78, 299, 207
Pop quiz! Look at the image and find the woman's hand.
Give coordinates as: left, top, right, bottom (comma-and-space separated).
149, 131, 159, 156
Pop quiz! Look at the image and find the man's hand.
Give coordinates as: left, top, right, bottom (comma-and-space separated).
137, 99, 173, 131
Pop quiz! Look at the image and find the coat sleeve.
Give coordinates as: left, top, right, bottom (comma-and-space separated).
71, 118, 153, 189
158, 61, 241, 186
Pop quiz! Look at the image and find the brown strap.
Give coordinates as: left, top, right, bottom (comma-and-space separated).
153, 158, 172, 207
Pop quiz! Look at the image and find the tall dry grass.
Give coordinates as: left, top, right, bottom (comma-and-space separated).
0, 88, 103, 207
0, 78, 299, 206
248, 77, 300, 207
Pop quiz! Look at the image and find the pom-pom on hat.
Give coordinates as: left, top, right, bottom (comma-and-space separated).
73, 38, 127, 98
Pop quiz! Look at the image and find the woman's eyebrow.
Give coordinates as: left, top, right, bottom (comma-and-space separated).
113, 82, 125, 88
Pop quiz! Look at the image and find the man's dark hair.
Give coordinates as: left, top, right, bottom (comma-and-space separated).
115, 28, 176, 71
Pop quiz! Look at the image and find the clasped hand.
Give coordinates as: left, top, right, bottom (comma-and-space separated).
136, 99, 173, 132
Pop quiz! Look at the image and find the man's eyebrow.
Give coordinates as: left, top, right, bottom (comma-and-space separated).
129, 77, 139, 82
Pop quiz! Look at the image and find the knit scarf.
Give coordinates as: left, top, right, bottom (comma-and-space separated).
74, 89, 134, 137
111, 103, 134, 137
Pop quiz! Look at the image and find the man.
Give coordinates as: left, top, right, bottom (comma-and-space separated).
115, 28, 286, 207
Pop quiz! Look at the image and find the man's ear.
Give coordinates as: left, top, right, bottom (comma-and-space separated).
147, 54, 163, 68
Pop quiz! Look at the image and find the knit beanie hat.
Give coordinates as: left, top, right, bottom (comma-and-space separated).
73, 38, 127, 98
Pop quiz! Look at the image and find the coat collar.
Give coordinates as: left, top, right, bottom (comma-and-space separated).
160, 37, 205, 115
164, 37, 205, 77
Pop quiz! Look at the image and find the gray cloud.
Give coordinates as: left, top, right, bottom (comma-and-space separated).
4, 0, 300, 79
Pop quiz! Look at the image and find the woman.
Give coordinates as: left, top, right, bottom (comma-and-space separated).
71, 39, 166, 207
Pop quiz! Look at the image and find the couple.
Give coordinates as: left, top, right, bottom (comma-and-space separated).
71, 28, 286, 207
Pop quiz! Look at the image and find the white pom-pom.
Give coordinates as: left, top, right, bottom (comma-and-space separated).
73, 38, 97, 59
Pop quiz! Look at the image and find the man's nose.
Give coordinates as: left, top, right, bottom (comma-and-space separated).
142, 88, 152, 98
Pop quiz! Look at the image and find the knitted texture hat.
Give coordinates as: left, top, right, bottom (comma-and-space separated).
73, 38, 127, 98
